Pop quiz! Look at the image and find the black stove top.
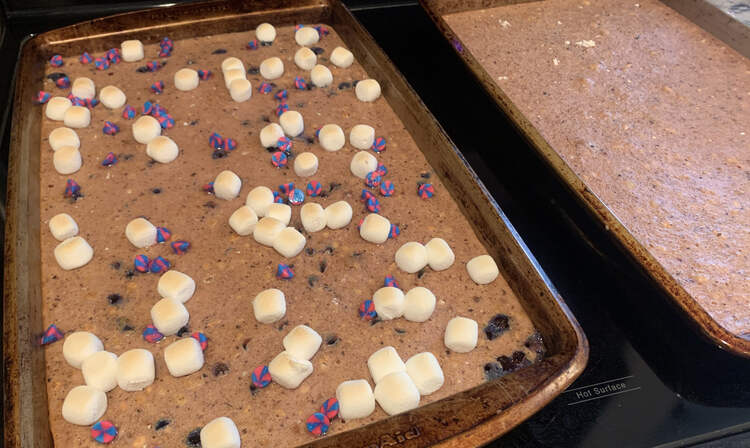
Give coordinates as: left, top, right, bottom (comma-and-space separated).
1, 1, 749, 446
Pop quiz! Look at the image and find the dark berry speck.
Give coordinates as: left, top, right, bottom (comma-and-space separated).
307, 275, 319, 287
311, 47, 325, 55
212, 48, 227, 54
186, 428, 202, 447
111, 261, 121, 270
152, 188, 161, 194
212, 362, 230, 376
107, 293, 123, 305
155, 418, 171, 430
212, 149, 228, 159
247, 67, 259, 75
319, 260, 327, 273
497, 351, 531, 373
125, 269, 135, 279
484, 362, 504, 380
177, 326, 190, 337
525, 331, 546, 359
484, 314, 510, 340
338, 82, 351, 90
325, 333, 339, 345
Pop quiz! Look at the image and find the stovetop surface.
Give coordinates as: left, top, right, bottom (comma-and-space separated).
1, 1, 749, 447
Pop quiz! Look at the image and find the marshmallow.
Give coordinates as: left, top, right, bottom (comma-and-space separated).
405, 352, 444, 396
269, 351, 313, 389
374, 371, 420, 416
260, 123, 284, 148
267, 203, 291, 226
252, 288, 286, 324
372, 287, 405, 320
330, 46, 354, 68
294, 47, 317, 70
125, 217, 157, 248
116, 348, 155, 391
256, 23, 276, 42
214, 170, 242, 200
45, 97, 72, 121
318, 124, 345, 151
367, 346, 406, 384
157, 270, 196, 303
98, 85, 126, 109
229, 78, 252, 102
164, 337, 204, 377
310, 64, 333, 87
53, 146, 82, 174
300, 203, 326, 233
336, 380, 375, 420
150, 297, 189, 336
62, 386, 107, 426
349, 124, 375, 150
221, 57, 244, 74
355, 79, 382, 102
253, 217, 285, 246
283, 325, 322, 360
229, 205, 258, 236
325, 200, 353, 229
273, 227, 306, 258
350, 151, 377, 179
175, 68, 200, 91
359, 213, 390, 244
146, 135, 179, 163
425, 238, 455, 271
223, 68, 247, 89
201, 417, 241, 448
132, 115, 161, 144
279, 110, 304, 137
246, 186, 275, 216
49, 213, 78, 241
466, 255, 500, 284
293, 151, 318, 177
81, 351, 118, 392
121, 40, 144, 62
395, 242, 428, 273
260, 57, 284, 80
444, 316, 478, 353
403, 287, 436, 322
54, 236, 93, 270
71, 77, 95, 100
48, 127, 79, 151
63, 106, 91, 128
295, 27, 319, 46
62, 331, 103, 368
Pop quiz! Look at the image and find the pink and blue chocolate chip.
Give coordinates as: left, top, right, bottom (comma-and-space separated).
258, 82, 273, 94
209, 132, 224, 149
94, 57, 110, 70
197, 69, 212, 80
288, 188, 305, 205
142, 324, 164, 343
246, 39, 260, 50
389, 224, 400, 239
101, 152, 118, 167
251, 365, 272, 388
294, 76, 308, 90
384, 275, 399, 288
63, 179, 81, 198
274, 89, 288, 101
376, 163, 388, 176
371, 137, 386, 153
366, 197, 381, 213
49, 55, 64, 67
365, 171, 381, 188
306, 413, 330, 436
102, 121, 120, 135
276, 102, 289, 117
91, 420, 118, 444
55, 76, 70, 89
276, 263, 294, 280
320, 398, 339, 420
171, 240, 190, 254
273, 191, 285, 203
191, 332, 208, 350
122, 105, 136, 119
34, 91, 51, 104
79, 52, 93, 64
279, 182, 295, 194
417, 183, 435, 199
156, 227, 171, 243
40, 323, 64, 345
359, 300, 377, 320
149, 256, 170, 273
306, 181, 322, 196
134, 254, 150, 273
271, 151, 288, 168
150, 81, 165, 94
379, 180, 394, 197
276, 136, 292, 153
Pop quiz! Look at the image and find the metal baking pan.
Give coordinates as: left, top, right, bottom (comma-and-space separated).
420, 0, 750, 358
3, 0, 587, 446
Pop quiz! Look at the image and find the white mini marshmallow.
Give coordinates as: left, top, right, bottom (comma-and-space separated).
325, 200, 353, 229
246, 186, 275, 216
269, 351, 313, 389
164, 337, 204, 377
425, 238, 455, 271
372, 287, 405, 320
229, 78, 252, 102
63, 331, 103, 368
260, 123, 284, 148
403, 287, 436, 322
121, 40, 144, 62
253, 217, 285, 246
273, 227, 306, 258
300, 203, 326, 233
368, 346, 406, 384
267, 203, 291, 226
63, 106, 91, 128
157, 270, 196, 303
201, 417, 241, 448
374, 371, 420, 416
49, 213, 78, 241
213, 170, 242, 200
221, 57, 244, 74
356, 79, 382, 102
223, 68, 247, 89
310, 64, 333, 87
53, 146, 82, 174
81, 351, 118, 392
295, 26, 319, 46
150, 297, 189, 336
395, 242, 428, 273
444, 316, 478, 353
62, 385, 107, 426
132, 115, 161, 144
252, 288, 286, 323
260, 57, 284, 80
293, 151, 318, 177
350, 151, 377, 178
146, 135, 179, 163
349, 124, 375, 150
359, 213, 390, 244
283, 325, 322, 360
318, 124, 345, 151
336, 379, 375, 420
279, 110, 304, 137
175, 68, 200, 91
229, 205, 258, 236
294, 47, 317, 71
405, 352, 444, 396
48, 127, 79, 151
71, 77, 95, 100
98, 85, 126, 109
256, 22, 276, 42
54, 236, 93, 270
45, 96, 72, 121
125, 217, 157, 248
466, 255, 500, 284
330, 46, 354, 68
116, 348, 155, 391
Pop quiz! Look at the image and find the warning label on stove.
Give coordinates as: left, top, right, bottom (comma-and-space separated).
563, 375, 641, 406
